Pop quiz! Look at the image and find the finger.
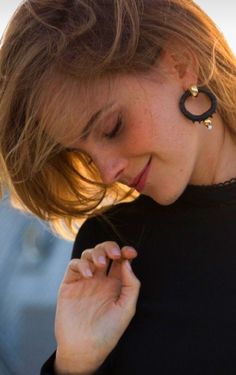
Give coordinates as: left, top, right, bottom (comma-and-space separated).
62, 259, 94, 285
94, 241, 122, 261
117, 260, 141, 312
81, 248, 110, 277
81, 248, 108, 269
81, 242, 122, 277
108, 246, 138, 279
121, 246, 138, 260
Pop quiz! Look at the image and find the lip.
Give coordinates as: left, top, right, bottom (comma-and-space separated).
130, 157, 152, 192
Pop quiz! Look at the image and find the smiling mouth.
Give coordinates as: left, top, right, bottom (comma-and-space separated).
129, 156, 152, 191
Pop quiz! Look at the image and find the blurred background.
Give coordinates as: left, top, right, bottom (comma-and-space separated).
0, 196, 71, 375
0, 1, 236, 374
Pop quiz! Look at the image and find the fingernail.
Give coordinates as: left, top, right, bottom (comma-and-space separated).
98, 256, 106, 265
111, 248, 121, 256
85, 269, 93, 277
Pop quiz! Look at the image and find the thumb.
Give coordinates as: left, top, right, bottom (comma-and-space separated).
118, 260, 141, 312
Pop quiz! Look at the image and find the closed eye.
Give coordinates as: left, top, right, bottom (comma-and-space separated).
104, 115, 123, 139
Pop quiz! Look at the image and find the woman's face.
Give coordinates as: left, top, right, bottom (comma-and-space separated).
49, 50, 223, 205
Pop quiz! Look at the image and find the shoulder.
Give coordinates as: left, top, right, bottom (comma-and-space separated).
71, 194, 154, 259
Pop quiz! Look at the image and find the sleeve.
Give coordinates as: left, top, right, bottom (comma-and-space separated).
40, 350, 113, 374
40, 216, 117, 375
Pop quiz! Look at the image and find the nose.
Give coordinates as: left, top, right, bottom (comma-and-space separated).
94, 155, 127, 185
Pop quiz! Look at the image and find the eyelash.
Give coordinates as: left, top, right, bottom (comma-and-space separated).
104, 116, 123, 139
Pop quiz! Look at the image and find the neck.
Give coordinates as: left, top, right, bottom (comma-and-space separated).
189, 115, 236, 185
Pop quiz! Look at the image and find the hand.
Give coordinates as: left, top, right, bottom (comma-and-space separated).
54, 241, 140, 374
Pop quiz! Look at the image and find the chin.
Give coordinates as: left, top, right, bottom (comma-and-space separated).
147, 185, 186, 206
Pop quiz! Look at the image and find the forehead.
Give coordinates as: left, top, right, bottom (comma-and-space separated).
39, 74, 117, 146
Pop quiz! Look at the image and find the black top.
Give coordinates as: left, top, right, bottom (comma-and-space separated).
41, 178, 236, 374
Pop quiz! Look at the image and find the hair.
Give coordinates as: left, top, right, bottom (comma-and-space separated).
0, 0, 236, 239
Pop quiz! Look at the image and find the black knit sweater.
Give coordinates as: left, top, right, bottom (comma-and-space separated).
41, 179, 236, 374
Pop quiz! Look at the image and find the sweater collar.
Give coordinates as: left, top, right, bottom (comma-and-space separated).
137, 177, 236, 208
179, 177, 236, 206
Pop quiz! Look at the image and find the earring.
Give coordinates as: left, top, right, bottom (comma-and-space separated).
179, 85, 217, 130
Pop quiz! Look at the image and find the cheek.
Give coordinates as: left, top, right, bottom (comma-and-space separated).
127, 122, 154, 154
124, 108, 157, 151
149, 101, 196, 158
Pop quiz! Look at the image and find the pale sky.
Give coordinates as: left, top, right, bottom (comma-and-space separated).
0, 1, 235, 53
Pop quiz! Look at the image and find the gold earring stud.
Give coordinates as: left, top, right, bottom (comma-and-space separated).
189, 85, 198, 97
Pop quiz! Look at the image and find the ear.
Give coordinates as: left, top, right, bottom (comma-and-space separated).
155, 42, 199, 90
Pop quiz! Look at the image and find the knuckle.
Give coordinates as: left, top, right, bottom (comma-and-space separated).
81, 248, 93, 259
94, 241, 121, 259
84, 247, 102, 263
70, 258, 84, 268
94, 242, 103, 250
95, 241, 119, 251
68, 259, 79, 268
107, 241, 120, 249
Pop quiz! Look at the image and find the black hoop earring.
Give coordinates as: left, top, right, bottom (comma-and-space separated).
179, 85, 217, 130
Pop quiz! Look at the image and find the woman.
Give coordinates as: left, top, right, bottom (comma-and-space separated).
1, 0, 236, 374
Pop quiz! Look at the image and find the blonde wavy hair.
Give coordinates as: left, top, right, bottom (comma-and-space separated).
0, 0, 236, 239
